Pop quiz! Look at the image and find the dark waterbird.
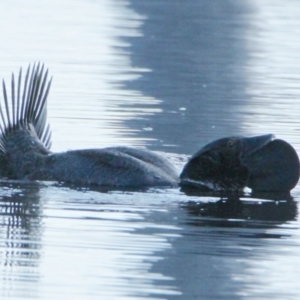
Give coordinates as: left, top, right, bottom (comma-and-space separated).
0, 64, 299, 193
0, 64, 179, 188
180, 135, 300, 192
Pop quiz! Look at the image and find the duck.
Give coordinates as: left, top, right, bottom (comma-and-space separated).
1, 63, 299, 192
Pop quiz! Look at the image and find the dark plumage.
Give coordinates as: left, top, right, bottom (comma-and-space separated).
0, 64, 179, 188
180, 135, 300, 192
1, 64, 299, 193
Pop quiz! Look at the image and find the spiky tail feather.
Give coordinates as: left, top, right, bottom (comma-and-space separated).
0, 63, 52, 154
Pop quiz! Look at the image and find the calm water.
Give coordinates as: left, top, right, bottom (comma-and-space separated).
0, 0, 300, 299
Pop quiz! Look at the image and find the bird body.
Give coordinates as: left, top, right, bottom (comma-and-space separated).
0, 64, 178, 188
1, 64, 299, 192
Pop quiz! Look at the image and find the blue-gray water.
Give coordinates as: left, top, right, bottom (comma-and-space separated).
1, 0, 300, 299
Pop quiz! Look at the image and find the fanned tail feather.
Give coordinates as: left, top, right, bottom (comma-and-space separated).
0, 63, 52, 153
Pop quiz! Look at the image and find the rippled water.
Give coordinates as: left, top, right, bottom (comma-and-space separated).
1, 0, 300, 299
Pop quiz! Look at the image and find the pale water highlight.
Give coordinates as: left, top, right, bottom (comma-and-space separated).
0, 0, 300, 299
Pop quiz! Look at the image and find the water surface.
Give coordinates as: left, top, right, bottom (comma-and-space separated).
0, 0, 300, 299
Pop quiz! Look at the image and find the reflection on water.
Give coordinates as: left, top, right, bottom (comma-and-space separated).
166, 197, 300, 300
0, 183, 183, 299
0, 0, 160, 152
1, 182, 300, 299
0, 184, 43, 299
39, 205, 181, 299
244, 0, 300, 153
0, 0, 300, 299
127, 0, 253, 154
184, 197, 297, 222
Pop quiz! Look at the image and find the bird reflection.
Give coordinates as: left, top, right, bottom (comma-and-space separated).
181, 192, 297, 223
0, 182, 43, 268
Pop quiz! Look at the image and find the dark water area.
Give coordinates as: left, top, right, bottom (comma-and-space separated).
125, 1, 251, 154
1, 0, 300, 299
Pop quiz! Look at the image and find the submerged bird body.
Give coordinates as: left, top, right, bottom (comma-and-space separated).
0, 65, 178, 187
